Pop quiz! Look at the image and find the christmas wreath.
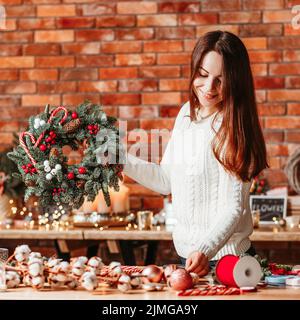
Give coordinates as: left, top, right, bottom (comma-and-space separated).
7, 101, 124, 209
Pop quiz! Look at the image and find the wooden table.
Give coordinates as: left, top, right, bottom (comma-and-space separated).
0, 285, 300, 300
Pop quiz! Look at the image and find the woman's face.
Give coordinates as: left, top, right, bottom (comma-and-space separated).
193, 51, 223, 108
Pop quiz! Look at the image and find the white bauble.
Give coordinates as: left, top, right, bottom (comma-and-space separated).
50, 169, 57, 176
55, 164, 62, 171
46, 173, 53, 180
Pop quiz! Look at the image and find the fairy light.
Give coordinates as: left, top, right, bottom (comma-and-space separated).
9, 199, 14, 204
22, 207, 27, 212
20, 211, 24, 216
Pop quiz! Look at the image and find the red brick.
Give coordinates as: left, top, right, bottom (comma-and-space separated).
159, 79, 189, 91
284, 24, 300, 36
35, 30, 74, 43
242, 37, 267, 50
102, 42, 142, 54
0, 96, 20, 108
0, 133, 14, 145
144, 40, 183, 52
142, 92, 181, 105
286, 0, 300, 7
36, 56, 75, 68
157, 53, 190, 65
220, 11, 261, 24
156, 27, 195, 39
117, 2, 157, 14
143, 197, 164, 210
251, 64, 267, 76
76, 55, 114, 67
287, 103, 300, 115
101, 106, 118, 118
0, 44, 21, 56
0, 31, 33, 43
179, 13, 217, 25
285, 131, 300, 142
254, 77, 284, 89
263, 130, 284, 143
138, 14, 177, 27
116, 28, 154, 40
239, 24, 282, 37
62, 94, 100, 106
181, 65, 191, 78
160, 106, 181, 117
268, 90, 300, 102
270, 63, 300, 75
78, 81, 117, 93
6, 5, 35, 17
0, 57, 34, 68
75, 30, 114, 42
0, 0, 22, 4
265, 117, 300, 129
37, 5, 76, 17
140, 119, 175, 130
264, 169, 288, 185
196, 25, 239, 37
2, 82, 36, 94
139, 66, 180, 78
243, 0, 284, 9
283, 50, 300, 62
37, 82, 76, 94
19, 18, 55, 29
202, 0, 240, 10
0, 121, 19, 132
119, 106, 158, 119
81, 3, 115, 15
60, 68, 98, 81
101, 93, 140, 106
56, 17, 95, 29
0, 70, 18, 81
62, 43, 100, 55
257, 103, 286, 116
267, 157, 281, 169
263, 10, 293, 23
20, 69, 58, 81
96, 15, 135, 27
255, 90, 266, 103
158, 1, 200, 13
268, 37, 300, 49
116, 54, 156, 66
118, 79, 157, 92
23, 0, 61, 3
23, 44, 60, 55
286, 77, 300, 88
22, 95, 60, 107
4, 19, 17, 31
99, 67, 138, 80
249, 50, 282, 63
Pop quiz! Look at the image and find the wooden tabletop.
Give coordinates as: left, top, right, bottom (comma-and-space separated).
0, 285, 299, 300
0, 225, 300, 241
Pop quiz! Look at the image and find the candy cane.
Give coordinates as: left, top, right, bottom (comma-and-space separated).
177, 285, 241, 296
34, 106, 68, 148
19, 132, 37, 165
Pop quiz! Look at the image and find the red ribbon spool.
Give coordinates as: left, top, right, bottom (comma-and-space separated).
215, 254, 262, 288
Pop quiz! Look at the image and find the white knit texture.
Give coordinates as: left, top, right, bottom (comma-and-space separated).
123, 101, 253, 261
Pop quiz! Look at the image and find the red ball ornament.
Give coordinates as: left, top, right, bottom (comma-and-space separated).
78, 167, 86, 174
141, 265, 164, 283
67, 172, 75, 180
22, 165, 27, 169
39, 144, 47, 151
168, 269, 193, 291
71, 112, 78, 119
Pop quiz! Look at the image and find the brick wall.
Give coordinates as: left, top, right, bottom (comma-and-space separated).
0, 0, 300, 212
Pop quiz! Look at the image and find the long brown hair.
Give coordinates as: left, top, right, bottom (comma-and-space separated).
189, 30, 268, 182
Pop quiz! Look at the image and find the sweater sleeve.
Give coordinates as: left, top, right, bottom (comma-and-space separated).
122, 101, 190, 195
191, 166, 246, 260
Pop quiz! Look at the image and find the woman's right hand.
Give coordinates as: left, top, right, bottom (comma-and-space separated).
185, 251, 209, 276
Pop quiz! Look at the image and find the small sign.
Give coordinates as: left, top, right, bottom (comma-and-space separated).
249, 195, 287, 224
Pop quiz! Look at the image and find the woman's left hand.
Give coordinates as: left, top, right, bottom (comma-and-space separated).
185, 251, 209, 276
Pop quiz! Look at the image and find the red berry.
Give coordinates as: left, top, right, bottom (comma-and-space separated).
87, 124, 93, 130
49, 131, 55, 136
31, 168, 37, 174
46, 137, 52, 143
67, 172, 75, 180
71, 112, 78, 119
89, 130, 93, 134
24, 169, 29, 174
78, 167, 86, 174
51, 140, 55, 145
39, 144, 47, 151
22, 165, 27, 169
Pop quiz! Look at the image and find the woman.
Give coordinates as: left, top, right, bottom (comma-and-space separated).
122, 31, 268, 276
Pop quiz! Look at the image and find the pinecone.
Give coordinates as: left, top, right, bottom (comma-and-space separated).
63, 119, 81, 133
76, 180, 85, 189
25, 180, 35, 187
50, 147, 59, 158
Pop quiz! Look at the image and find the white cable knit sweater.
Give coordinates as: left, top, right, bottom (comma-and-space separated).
124, 101, 254, 261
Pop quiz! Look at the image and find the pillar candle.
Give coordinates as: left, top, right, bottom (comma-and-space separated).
96, 190, 112, 214
81, 197, 97, 213
110, 182, 130, 214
